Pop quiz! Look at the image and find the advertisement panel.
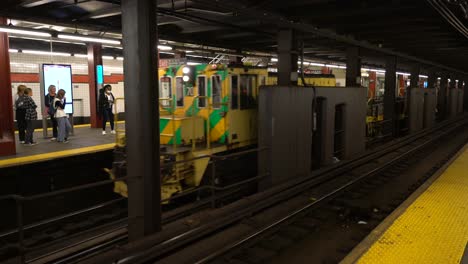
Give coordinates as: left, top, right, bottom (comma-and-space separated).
42, 64, 74, 114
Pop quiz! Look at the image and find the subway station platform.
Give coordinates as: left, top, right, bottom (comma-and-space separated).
0, 124, 122, 168
343, 144, 468, 264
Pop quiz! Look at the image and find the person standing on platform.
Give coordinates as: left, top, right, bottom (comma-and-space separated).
23, 88, 38, 146
44, 85, 58, 141
99, 84, 116, 135
13, 85, 27, 144
54, 89, 71, 143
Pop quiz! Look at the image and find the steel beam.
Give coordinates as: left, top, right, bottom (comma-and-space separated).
464, 79, 468, 112
121, 0, 161, 240
277, 29, 298, 86
87, 44, 103, 129
427, 70, 437, 89
384, 56, 397, 137
438, 74, 448, 120
0, 17, 15, 156
345, 46, 361, 87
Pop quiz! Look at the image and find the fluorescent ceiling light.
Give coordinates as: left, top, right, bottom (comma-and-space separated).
158, 45, 172, 51
73, 54, 88, 58
160, 51, 175, 55
9, 49, 18, 53
22, 0, 57, 8
22, 50, 70, 57
0, 26, 51, 37
117, 57, 124, 61
58, 34, 121, 45
309, 62, 325, 67
397, 72, 411, 76
271, 58, 278, 62
419, 75, 428, 78
326, 64, 346, 69
102, 56, 115, 60
187, 62, 201, 66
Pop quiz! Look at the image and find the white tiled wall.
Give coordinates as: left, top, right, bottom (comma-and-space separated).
10, 53, 125, 120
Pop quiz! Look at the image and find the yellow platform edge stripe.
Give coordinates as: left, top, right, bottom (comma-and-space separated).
14, 121, 125, 134
0, 143, 115, 169
343, 144, 468, 264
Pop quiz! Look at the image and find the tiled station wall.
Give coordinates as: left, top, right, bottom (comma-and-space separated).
10, 53, 125, 121
10, 53, 348, 122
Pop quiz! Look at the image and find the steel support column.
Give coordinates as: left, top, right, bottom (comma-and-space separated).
463, 79, 468, 112
383, 56, 397, 137
438, 74, 448, 120
345, 46, 361, 87
87, 44, 103, 128
427, 70, 437, 89
407, 65, 420, 130
122, 0, 161, 240
277, 29, 298, 86
0, 17, 15, 156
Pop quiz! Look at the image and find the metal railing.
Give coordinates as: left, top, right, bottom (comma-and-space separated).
0, 146, 268, 264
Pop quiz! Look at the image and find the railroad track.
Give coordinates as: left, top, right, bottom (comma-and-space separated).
125, 116, 468, 264
5, 116, 468, 264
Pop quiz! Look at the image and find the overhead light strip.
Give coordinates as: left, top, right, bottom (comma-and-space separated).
0, 25, 51, 37
22, 50, 70, 57
58, 34, 121, 45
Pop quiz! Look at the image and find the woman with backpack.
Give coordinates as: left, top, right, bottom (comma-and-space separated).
54, 89, 72, 143
44, 85, 58, 141
13, 85, 27, 144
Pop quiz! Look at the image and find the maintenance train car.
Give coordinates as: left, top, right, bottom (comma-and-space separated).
111, 64, 336, 201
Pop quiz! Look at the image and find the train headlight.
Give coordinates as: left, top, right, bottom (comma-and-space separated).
183, 75, 190, 82
182, 67, 190, 74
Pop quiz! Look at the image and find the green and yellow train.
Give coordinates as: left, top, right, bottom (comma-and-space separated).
111, 63, 336, 201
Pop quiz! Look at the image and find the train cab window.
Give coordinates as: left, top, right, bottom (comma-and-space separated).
231, 75, 239, 110
175, 77, 184, 107
160, 76, 172, 107
197, 76, 207, 108
212, 75, 222, 109
240, 75, 257, 109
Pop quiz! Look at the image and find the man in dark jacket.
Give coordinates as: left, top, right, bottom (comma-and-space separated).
44, 85, 58, 140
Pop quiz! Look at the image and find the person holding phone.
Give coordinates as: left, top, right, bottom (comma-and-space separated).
54, 89, 71, 143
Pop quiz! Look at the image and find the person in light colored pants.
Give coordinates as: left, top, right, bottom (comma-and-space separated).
54, 89, 72, 143
57, 116, 71, 142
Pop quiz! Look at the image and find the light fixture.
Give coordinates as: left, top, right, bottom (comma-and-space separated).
271, 58, 278, 62
397, 72, 411, 76
183, 76, 190, 82
117, 57, 124, 61
160, 51, 175, 55
102, 56, 115, 60
73, 54, 88, 58
58, 34, 121, 45
158, 45, 173, 51
326, 64, 346, 69
0, 25, 51, 37
22, 50, 70, 57
9, 49, 18, 53
187, 62, 201, 66
419, 75, 429, 78
309, 62, 325, 67
182, 67, 190, 74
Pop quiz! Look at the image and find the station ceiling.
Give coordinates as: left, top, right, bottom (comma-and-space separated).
1, 0, 468, 74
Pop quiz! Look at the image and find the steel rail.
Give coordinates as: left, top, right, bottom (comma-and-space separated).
194, 120, 467, 263
111, 117, 467, 264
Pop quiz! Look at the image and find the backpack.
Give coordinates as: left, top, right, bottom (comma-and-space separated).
15, 95, 26, 110
48, 98, 58, 116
